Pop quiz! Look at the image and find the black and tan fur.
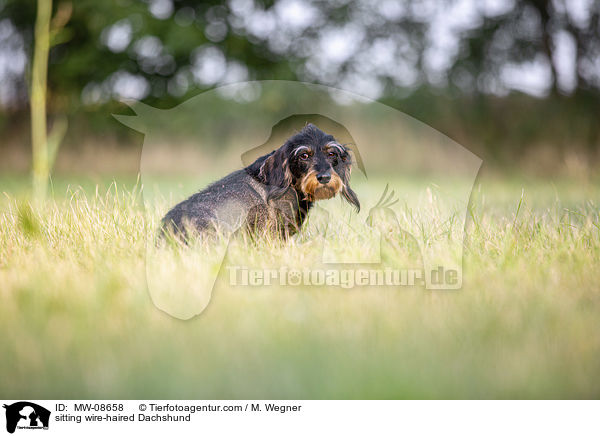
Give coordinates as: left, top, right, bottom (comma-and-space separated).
161, 124, 359, 239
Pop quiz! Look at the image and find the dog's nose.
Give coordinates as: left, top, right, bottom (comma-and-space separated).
317, 172, 331, 184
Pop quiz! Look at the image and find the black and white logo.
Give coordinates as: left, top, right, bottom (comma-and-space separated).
3, 402, 50, 433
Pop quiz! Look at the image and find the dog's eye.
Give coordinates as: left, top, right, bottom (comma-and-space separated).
328, 151, 336, 157
299, 153, 310, 160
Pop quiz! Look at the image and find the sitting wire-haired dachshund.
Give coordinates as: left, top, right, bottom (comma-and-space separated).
161, 124, 360, 240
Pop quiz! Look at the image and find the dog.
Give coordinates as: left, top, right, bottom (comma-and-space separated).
161, 123, 360, 240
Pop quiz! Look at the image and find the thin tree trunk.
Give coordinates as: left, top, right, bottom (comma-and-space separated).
533, 0, 558, 94
31, 0, 52, 201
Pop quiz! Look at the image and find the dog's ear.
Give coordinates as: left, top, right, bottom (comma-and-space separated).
341, 174, 360, 212
340, 149, 360, 212
259, 146, 292, 202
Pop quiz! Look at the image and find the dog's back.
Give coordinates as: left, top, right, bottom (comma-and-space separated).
160, 167, 304, 240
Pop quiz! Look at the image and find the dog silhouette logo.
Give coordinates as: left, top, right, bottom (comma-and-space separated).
115, 80, 481, 319
3, 402, 50, 433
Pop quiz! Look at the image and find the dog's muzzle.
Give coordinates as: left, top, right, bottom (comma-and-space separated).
300, 170, 343, 201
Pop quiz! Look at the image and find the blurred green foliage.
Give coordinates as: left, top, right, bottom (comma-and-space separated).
1, 0, 599, 162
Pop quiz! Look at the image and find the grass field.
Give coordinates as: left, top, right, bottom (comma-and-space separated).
1, 172, 599, 399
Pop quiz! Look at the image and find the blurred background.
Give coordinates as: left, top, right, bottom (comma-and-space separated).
1, 0, 599, 180
2, 0, 600, 399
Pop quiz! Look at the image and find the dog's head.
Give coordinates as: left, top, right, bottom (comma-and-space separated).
258, 123, 359, 211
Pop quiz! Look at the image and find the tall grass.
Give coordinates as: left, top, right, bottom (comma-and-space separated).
0, 175, 599, 398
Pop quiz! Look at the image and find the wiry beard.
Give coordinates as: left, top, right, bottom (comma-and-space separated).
298, 170, 343, 201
